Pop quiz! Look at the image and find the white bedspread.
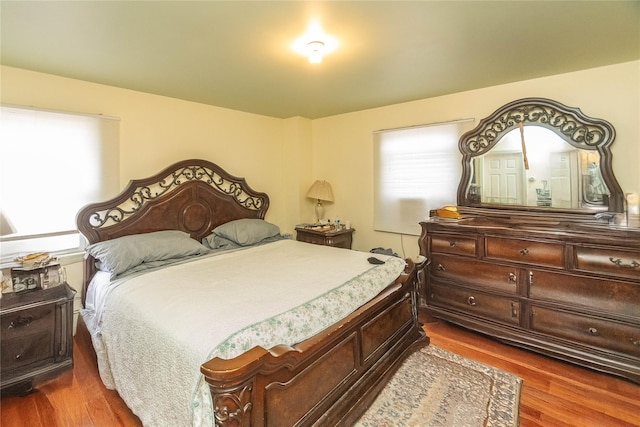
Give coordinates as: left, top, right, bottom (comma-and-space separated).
81, 239, 405, 427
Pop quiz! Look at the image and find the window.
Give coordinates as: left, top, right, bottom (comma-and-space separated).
373, 119, 474, 235
0, 105, 120, 257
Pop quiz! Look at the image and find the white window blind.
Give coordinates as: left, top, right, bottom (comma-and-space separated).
0, 105, 120, 257
373, 119, 474, 235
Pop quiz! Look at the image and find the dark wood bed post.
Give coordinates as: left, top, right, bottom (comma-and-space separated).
201, 259, 428, 427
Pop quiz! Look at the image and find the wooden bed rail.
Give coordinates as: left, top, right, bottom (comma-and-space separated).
201, 260, 428, 427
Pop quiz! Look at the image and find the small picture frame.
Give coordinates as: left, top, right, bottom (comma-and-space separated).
41, 264, 62, 288
11, 269, 41, 293
10, 263, 62, 293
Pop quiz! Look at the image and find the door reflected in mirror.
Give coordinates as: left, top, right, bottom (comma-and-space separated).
469, 126, 608, 209
458, 98, 624, 213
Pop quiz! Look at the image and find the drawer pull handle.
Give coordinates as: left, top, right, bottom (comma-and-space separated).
449, 241, 457, 247
8, 316, 32, 329
15, 352, 23, 360
519, 248, 529, 255
508, 273, 517, 283
630, 338, 640, 347
437, 264, 446, 272
467, 296, 476, 306
608, 257, 640, 269
588, 327, 599, 336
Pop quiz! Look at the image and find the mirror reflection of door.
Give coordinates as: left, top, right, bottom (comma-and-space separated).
482, 152, 524, 205
550, 151, 579, 208
467, 125, 611, 209
460, 99, 622, 212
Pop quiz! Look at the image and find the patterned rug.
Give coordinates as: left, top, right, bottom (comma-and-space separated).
355, 345, 522, 427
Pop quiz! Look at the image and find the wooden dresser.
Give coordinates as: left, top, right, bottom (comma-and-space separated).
418, 217, 640, 383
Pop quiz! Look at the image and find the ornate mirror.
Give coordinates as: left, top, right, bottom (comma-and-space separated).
457, 98, 624, 215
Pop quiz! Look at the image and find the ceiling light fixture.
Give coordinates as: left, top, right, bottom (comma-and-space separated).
307, 41, 325, 64
292, 20, 338, 64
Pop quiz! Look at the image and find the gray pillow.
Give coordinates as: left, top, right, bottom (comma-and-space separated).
201, 234, 241, 250
87, 230, 209, 277
211, 219, 280, 246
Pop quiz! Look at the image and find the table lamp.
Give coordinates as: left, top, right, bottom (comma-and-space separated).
0, 211, 16, 236
306, 180, 334, 223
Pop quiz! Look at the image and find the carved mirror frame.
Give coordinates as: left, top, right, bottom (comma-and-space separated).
457, 97, 624, 216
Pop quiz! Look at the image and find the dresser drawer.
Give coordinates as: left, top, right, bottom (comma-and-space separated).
485, 236, 564, 268
530, 306, 640, 357
431, 234, 477, 257
430, 254, 518, 294
573, 246, 640, 280
428, 282, 520, 325
529, 270, 640, 319
1, 330, 54, 370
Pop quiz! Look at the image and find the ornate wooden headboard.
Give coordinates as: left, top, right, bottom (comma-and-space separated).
76, 159, 270, 302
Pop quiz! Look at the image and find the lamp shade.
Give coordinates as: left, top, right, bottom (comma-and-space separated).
306, 180, 334, 202
0, 211, 16, 236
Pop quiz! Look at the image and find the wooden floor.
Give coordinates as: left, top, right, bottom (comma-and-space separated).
426, 321, 640, 427
1, 320, 639, 427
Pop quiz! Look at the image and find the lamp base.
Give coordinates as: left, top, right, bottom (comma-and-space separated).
315, 201, 324, 223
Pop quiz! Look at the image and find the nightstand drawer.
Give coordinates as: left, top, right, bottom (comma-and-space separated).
2, 304, 56, 340
2, 330, 55, 370
295, 227, 354, 249
1, 283, 75, 393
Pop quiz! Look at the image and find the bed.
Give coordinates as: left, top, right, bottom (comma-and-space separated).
76, 159, 428, 426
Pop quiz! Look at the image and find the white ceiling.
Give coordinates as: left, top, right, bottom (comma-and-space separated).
1, 1, 638, 119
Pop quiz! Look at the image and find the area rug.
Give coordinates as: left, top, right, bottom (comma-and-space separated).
355, 345, 522, 427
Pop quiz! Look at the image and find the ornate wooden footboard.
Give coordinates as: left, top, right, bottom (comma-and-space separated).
201, 259, 428, 427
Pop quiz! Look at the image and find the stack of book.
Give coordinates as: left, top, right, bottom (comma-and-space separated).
15, 252, 56, 270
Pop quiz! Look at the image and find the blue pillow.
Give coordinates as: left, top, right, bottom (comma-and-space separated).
87, 230, 209, 277
211, 219, 280, 246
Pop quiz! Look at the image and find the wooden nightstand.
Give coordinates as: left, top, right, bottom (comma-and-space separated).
1, 283, 75, 395
295, 227, 355, 249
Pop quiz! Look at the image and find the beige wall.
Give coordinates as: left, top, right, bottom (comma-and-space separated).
1, 65, 310, 306
2, 61, 638, 299
312, 61, 640, 256
0, 66, 294, 226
